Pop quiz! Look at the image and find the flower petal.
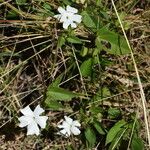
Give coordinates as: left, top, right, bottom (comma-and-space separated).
66, 5, 78, 13
20, 106, 34, 117
72, 14, 82, 23
59, 129, 67, 135
35, 116, 48, 128
58, 7, 66, 14
59, 13, 72, 22
54, 14, 61, 19
71, 126, 81, 135
60, 128, 71, 137
18, 116, 33, 127
72, 120, 81, 127
27, 121, 40, 135
34, 105, 44, 116
63, 20, 71, 29
71, 22, 77, 28
63, 121, 70, 128
64, 116, 73, 125
57, 124, 63, 128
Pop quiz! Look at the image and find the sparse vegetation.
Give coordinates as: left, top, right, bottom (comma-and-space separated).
0, 0, 150, 149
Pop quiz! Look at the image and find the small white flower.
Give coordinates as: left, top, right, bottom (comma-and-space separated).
58, 116, 81, 137
54, 5, 82, 29
18, 105, 48, 136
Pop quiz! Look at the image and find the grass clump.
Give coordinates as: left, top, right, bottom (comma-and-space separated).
0, 0, 150, 149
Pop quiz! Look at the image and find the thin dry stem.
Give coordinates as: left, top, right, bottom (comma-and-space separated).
72, 47, 88, 97
111, 0, 150, 146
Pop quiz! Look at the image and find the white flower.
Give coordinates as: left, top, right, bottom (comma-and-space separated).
54, 5, 82, 29
18, 105, 48, 136
58, 116, 81, 137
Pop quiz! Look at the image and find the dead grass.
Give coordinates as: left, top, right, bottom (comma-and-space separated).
0, 0, 150, 149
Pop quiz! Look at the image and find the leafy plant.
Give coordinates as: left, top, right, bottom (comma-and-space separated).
105, 119, 127, 145
0, 0, 147, 149
85, 127, 96, 148
80, 58, 93, 77
97, 27, 130, 55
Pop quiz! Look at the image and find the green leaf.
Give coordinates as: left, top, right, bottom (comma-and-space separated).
131, 138, 144, 150
80, 47, 88, 57
82, 11, 96, 28
93, 87, 110, 101
57, 36, 66, 48
108, 108, 121, 119
97, 27, 130, 55
66, 145, 73, 150
16, 0, 27, 5
108, 128, 126, 150
94, 121, 106, 135
96, 0, 102, 6
47, 86, 79, 101
85, 127, 96, 148
7, 10, 19, 18
50, 74, 63, 87
45, 99, 64, 110
43, 3, 52, 11
63, 0, 72, 5
95, 36, 103, 49
106, 119, 126, 145
80, 58, 93, 77
45, 85, 81, 110
67, 36, 82, 44
101, 87, 111, 97
90, 106, 103, 115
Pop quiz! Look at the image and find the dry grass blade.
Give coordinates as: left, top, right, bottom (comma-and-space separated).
2, 1, 43, 20
0, 44, 51, 79
0, 0, 12, 6
111, 0, 150, 146
72, 47, 88, 96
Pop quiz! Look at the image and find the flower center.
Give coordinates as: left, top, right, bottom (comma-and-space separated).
32, 116, 36, 122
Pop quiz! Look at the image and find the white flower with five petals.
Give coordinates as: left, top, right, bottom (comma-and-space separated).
54, 5, 82, 29
58, 116, 81, 137
18, 105, 48, 136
